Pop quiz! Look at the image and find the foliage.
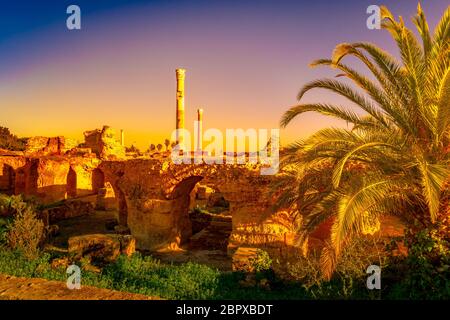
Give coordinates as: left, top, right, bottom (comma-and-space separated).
0, 127, 26, 151
277, 4, 450, 278
1, 243, 447, 299
164, 139, 171, 151
0, 249, 305, 300
285, 237, 384, 299
0, 218, 9, 245
249, 249, 273, 273
125, 145, 141, 155
6, 201, 44, 260
385, 223, 450, 299
103, 254, 220, 299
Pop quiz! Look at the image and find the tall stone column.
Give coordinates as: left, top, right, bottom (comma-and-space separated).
176, 69, 186, 146
197, 108, 203, 152
120, 129, 125, 147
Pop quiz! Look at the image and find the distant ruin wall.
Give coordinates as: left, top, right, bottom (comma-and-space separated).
25, 136, 78, 156
83, 126, 125, 160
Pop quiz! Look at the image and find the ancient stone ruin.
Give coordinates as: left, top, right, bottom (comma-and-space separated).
0, 127, 304, 272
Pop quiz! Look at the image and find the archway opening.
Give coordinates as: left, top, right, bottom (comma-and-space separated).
66, 167, 77, 198
168, 176, 203, 245
0, 164, 15, 195
189, 186, 232, 253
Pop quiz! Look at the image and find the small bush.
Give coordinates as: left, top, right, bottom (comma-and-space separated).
0, 194, 25, 216
286, 237, 384, 299
249, 249, 273, 273
0, 217, 9, 245
6, 204, 45, 260
386, 225, 450, 299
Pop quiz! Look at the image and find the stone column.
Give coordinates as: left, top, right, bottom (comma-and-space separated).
120, 129, 125, 147
176, 69, 186, 146
197, 108, 203, 153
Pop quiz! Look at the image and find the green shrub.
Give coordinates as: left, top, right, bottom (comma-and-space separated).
0, 217, 9, 245
285, 237, 384, 299
386, 226, 450, 299
6, 203, 45, 260
249, 249, 273, 273
103, 253, 221, 299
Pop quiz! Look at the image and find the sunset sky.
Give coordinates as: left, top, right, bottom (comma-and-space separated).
0, 0, 448, 149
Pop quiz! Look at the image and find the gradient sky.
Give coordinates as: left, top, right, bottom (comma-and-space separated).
0, 0, 448, 149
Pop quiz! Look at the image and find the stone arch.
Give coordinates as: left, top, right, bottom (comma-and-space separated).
92, 168, 105, 194
66, 167, 77, 198
169, 176, 204, 245
189, 184, 233, 252
170, 176, 204, 200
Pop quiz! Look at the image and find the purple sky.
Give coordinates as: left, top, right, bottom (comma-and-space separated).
0, 0, 448, 148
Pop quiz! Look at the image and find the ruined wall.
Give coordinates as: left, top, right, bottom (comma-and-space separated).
25, 136, 78, 156
1, 154, 301, 261
84, 126, 125, 160
0, 156, 27, 194
0, 155, 104, 204
99, 158, 299, 255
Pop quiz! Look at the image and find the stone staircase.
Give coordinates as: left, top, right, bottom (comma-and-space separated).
189, 215, 232, 251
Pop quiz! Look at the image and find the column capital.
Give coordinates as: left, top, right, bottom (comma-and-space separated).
176, 68, 186, 79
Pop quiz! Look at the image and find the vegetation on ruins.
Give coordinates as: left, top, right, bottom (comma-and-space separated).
249, 249, 273, 273
0, 127, 26, 151
278, 4, 450, 279
1, 195, 44, 259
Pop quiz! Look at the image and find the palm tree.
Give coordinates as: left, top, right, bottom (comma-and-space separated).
279, 4, 450, 279
164, 139, 170, 151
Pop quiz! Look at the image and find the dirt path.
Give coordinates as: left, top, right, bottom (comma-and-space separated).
0, 274, 159, 300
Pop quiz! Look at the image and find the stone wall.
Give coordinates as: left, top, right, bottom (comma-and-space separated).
0, 154, 301, 262
98, 158, 299, 255
83, 126, 125, 160
25, 136, 78, 156
0, 155, 104, 204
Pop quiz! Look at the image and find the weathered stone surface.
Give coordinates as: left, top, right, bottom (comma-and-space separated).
45, 201, 95, 224
67, 234, 136, 264
190, 214, 232, 251
68, 234, 121, 263
84, 126, 125, 160
119, 235, 136, 257
232, 247, 259, 272
25, 136, 78, 156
